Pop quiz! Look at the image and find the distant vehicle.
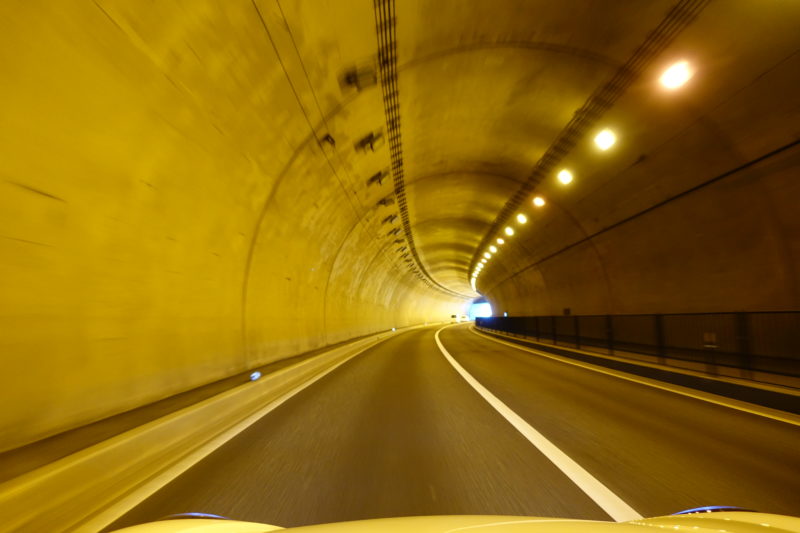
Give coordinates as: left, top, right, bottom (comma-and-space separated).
111, 509, 800, 532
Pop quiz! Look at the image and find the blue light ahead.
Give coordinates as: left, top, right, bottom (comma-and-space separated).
468, 301, 492, 319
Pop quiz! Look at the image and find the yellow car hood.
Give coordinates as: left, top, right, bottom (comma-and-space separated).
113, 512, 800, 533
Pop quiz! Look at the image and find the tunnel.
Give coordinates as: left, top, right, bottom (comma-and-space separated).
0, 1, 799, 532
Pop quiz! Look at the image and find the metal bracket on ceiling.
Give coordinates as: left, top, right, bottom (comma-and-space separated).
367, 170, 389, 187
339, 63, 378, 92
319, 134, 335, 148
377, 195, 395, 207
355, 131, 385, 152
387, 227, 401, 236
382, 214, 398, 225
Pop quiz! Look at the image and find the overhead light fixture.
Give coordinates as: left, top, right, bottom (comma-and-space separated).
489, 245, 497, 253
516, 213, 528, 224
484, 252, 491, 259
504, 226, 515, 236
594, 129, 616, 150
660, 60, 693, 89
533, 196, 546, 207
557, 169, 573, 185
496, 238, 505, 245
481, 258, 487, 263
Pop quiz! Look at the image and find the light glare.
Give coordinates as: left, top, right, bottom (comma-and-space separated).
484, 252, 491, 259
496, 238, 505, 245
533, 196, 545, 207
504, 226, 514, 236
489, 245, 497, 253
660, 60, 693, 89
594, 129, 616, 150
516, 213, 528, 224
557, 169, 573, 185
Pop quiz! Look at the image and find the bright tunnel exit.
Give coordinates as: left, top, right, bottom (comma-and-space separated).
468, 298, 493, 320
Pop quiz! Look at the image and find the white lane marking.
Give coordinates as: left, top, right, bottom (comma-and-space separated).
471, 327, 800, 427
435, 326, 642, 522
80, 336, 392, 533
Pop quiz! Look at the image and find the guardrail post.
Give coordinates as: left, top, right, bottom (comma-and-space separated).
655, 314, 665, 364
735, 312, 752, 379
552, 316, 558, 345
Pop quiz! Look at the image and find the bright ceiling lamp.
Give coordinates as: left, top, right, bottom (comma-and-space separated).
504, 226, 515, 236
481, 258, 487, 263
489, 245, 497, 253
594, 129, 616, 150
496, 238, 505, 245
533, 196, 546, 207
516, 213, 528, 224
484, 252, 491, 259
557, 169, 573, 185
660, 60, 693, 89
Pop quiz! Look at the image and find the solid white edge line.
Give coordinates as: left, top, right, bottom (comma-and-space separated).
435, 325, 643, 523
471, 326, 800, 427
80, 337, 387, 533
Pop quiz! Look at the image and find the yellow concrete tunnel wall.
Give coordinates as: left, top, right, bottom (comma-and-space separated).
0, 4, 461, 452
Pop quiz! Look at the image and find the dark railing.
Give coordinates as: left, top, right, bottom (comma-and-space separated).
476, 312, 800, 380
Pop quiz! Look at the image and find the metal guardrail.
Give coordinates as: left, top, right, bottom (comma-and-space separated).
476, 312, 800, 380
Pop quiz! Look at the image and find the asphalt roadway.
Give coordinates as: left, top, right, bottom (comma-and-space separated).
107, 324, 800, 530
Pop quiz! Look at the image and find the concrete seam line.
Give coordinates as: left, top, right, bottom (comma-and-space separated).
434, 325, 642, 522
470, 326, 800, 427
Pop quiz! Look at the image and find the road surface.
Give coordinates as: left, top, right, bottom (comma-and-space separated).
107, 324, 800, 530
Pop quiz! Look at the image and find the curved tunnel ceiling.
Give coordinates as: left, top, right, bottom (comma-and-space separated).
385, 0, 797, 300
328, 1, 797, 296
285, 0, 799, 299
